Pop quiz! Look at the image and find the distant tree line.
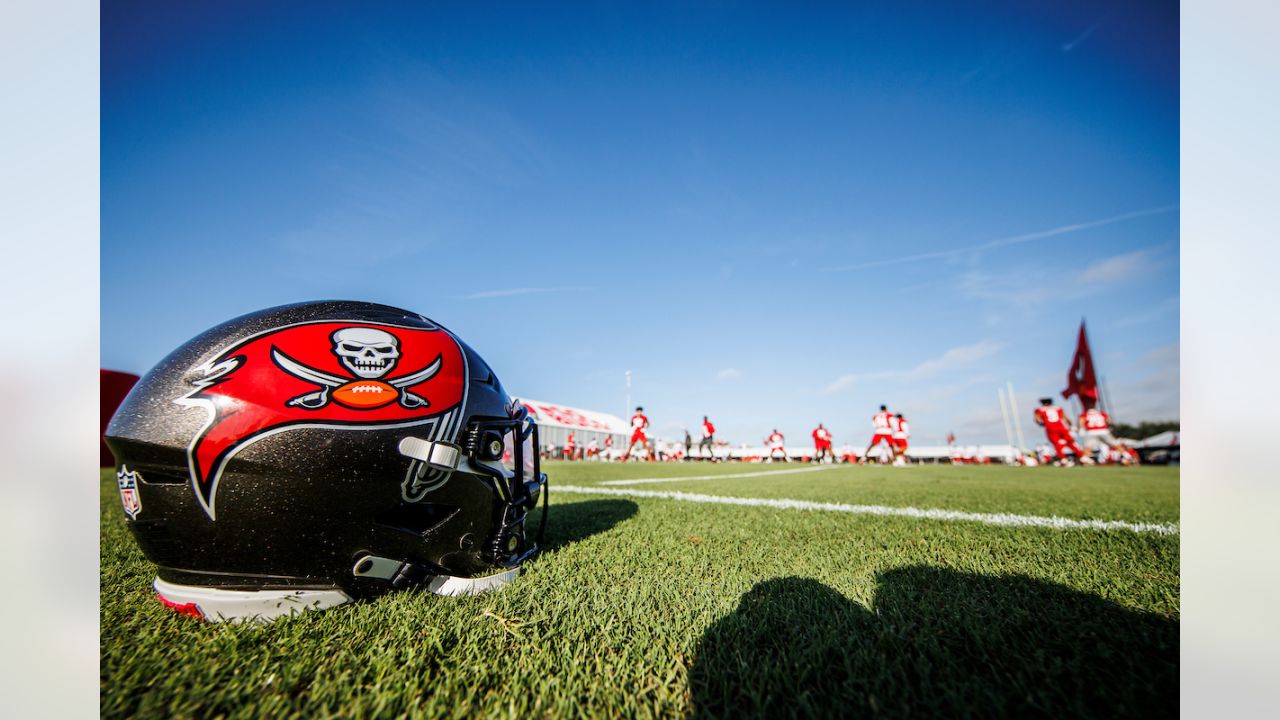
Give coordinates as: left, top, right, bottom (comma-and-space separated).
1111, 420, 1179, 440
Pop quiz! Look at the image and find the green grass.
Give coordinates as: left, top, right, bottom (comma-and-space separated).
556, 462, 1180, 524
101, 462, 1179, 719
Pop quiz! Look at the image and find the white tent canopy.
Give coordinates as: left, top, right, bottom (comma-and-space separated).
1133, 431, 1179, 448
517, 398, 629, 449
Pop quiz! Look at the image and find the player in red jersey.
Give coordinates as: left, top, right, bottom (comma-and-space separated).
811, 423, 835, 463
622, 406, 652, 462
765, 429, 789, 462
699, 416, 717, 461
1034, 397, 1091, 465
1078, 407, 1124, 463
564, 432, 576, 461
862, 405, 896, 464
891, 414, 910, 465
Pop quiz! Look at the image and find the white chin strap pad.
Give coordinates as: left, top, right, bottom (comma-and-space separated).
153, 578, 352, 624
426, 567, 521, 596
352, 554, 522, 597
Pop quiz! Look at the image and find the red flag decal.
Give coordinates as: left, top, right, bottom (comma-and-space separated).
176, 320, 466, 519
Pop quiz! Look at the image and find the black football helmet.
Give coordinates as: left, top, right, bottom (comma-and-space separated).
104, 301, 547, 622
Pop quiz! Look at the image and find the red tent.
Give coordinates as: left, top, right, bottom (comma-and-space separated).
101, 369, 140, 467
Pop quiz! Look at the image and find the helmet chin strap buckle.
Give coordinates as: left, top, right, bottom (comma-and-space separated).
352, 554, 428, 589
351, 554, 520, 595
398, 437, 462, 471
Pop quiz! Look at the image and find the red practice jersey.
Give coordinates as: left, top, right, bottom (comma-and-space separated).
894, 420, 910, 439
872, 412, 894, 435
702, 421, 715, 438
1034, 405, 1070, 430
631, 413, 649, 432
768, 432, 785, 445
1080, 409, 1110, 432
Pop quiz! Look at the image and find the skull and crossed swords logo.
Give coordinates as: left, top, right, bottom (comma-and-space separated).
271, 327, 441, 410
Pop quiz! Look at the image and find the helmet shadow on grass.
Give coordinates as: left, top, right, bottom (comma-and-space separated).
690, 567, 1177, 720
538, 499, 638, 553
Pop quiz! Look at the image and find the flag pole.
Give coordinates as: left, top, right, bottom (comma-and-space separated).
1007, 381, 1028, 453
998, 386, 1016, 460
625, 370, 631, 420
1101, 375, 1114, 419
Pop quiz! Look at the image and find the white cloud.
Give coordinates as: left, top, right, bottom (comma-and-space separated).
821, 341, 1003, 394
1076, 248, 1161, 284
822, 375, 857, 395
904, 341, 1003, 380
716, 368, 744, 381
1108, 342, 1180, 421
959, 245, 1170, 309
1139, 342, 1180, 367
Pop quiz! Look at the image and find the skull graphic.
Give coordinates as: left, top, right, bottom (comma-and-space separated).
331, 327, 400, 379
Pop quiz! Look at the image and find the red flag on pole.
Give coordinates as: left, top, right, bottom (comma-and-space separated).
1062, 321, 1100, 410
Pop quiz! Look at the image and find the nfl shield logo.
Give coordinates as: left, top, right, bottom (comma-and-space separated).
117, 466, 142, 519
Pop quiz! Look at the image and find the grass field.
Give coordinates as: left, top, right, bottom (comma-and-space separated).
101, 461, 1179, 719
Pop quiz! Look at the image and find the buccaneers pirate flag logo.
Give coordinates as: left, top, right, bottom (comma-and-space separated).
176, 321, 466, 519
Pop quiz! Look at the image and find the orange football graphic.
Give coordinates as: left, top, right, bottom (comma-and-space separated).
332, 380, 397, 409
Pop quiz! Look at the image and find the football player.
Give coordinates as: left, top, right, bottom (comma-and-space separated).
699, 416, 717, 461
765, 429, 789, 462
891, 413, 910, 465
812, 423, 835, 463
862, 405, 896, 464
621, 406, 652, 463
1034, 397, 1092, 465
1079, 406, 1123, 463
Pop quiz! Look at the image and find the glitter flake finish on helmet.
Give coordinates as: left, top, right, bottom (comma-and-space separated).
104, 301, 547, 622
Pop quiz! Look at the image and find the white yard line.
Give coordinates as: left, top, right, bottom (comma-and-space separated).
554, 485, 1179, 535
600, 465, 840, 486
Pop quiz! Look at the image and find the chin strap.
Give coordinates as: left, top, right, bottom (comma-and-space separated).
397, 437, 462, 471
350, 554, 521, 595
351, 554, 432, 589
352, 474, 547, 589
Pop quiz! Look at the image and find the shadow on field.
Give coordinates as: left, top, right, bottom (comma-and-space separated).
539, 499, 638, 552
689, 568, 1177, 720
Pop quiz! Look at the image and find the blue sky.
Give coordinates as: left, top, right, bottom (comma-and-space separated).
102, 1, 1178, 445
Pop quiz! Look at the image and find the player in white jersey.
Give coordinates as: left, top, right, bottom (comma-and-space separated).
1078, 407, 1123, 462
622, 406, 653, 463
891, 414, 910, 465
765, 429, 788, 462
862, 405, 896, 464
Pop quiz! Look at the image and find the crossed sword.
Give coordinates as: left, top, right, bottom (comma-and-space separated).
271, 348, 442, 410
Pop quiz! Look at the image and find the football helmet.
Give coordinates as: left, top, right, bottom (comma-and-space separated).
104, 301, 547, 622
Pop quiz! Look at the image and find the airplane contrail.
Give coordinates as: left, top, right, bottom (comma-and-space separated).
825, 205, 1177, 273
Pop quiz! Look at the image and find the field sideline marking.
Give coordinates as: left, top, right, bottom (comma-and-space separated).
555, 485, 1179, 535
600, 465, 840, 486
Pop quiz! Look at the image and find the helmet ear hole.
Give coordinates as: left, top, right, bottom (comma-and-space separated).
479, 431, 505, 461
